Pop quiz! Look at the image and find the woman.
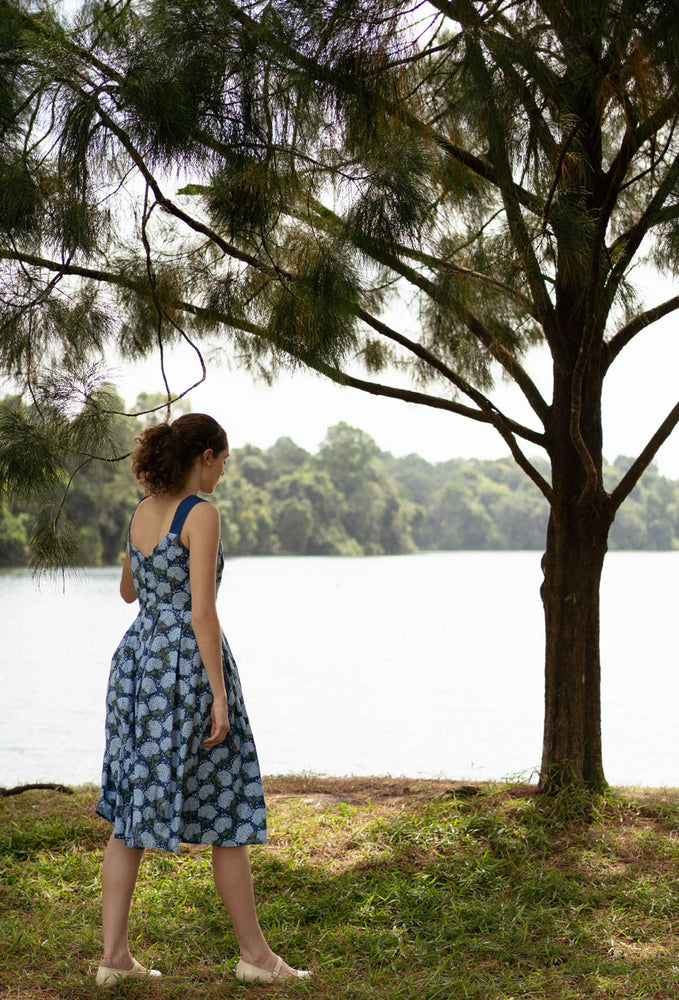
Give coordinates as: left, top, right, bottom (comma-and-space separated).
95, 413, 309, 986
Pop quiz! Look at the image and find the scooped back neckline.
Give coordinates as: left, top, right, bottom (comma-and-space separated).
129, 494, 207, 559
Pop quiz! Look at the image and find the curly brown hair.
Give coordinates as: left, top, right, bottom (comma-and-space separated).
131, 413, 228, 495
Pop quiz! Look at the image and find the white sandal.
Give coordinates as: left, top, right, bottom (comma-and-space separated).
96, 957, 162, 987
235, 955, 311, 984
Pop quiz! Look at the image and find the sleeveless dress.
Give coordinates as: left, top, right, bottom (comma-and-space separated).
95, 495, 267, 853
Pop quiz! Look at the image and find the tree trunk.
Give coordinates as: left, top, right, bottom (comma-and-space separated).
539, 492, 613, 793
538, 323, 615, 794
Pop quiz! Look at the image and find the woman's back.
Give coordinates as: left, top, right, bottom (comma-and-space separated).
129, 494, 194, 557
128, 496, 209, 614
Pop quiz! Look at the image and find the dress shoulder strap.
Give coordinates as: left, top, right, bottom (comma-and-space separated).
127, 496, 147, 540
170, 495, 207, 536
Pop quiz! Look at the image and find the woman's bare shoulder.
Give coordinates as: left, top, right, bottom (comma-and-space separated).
188, 498, 220, 522
183, 497, 220, 548
130, 494, 161, 521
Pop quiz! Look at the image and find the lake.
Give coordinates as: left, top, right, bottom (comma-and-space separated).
0, 551, 676, 788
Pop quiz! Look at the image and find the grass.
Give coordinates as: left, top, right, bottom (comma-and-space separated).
0, 776, 678, 999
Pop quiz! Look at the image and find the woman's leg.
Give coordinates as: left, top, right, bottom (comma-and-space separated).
211, 845, 299, 976
101, 833, 145, 970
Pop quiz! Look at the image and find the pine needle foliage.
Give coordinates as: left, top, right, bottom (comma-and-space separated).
0, 0, 28, 140
264, 231, 361, 367
0, 398, 67, 500
0, 379, 130, 573
0, 155, 41, 235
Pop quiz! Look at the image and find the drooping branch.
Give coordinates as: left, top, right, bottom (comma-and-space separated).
0, 248, 209, 409
140, 190, 173, 406
0, 246, 548, 455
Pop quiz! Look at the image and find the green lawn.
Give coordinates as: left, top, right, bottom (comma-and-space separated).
0, 777, 677, 999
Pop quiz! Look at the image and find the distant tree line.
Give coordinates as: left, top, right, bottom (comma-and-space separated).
1, 402, 678, 567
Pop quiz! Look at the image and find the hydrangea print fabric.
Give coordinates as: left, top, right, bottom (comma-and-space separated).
96, 495, 267, 853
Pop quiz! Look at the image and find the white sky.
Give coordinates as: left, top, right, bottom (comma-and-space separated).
109, 267, 679, 478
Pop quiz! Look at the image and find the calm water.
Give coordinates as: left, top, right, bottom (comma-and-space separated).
0, 551, 676, 788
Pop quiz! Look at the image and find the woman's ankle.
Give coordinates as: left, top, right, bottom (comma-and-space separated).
100, 951, 134, 970
238, 946, 276, 970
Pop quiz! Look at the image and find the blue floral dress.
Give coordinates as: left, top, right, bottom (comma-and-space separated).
96, 495, 267, 852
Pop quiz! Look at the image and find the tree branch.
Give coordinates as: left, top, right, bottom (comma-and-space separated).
388, 242, 538, 317
307, 199, 551, 425
41, 4, 554, 385
353, 306, 546, 445
450, 6, 555, 332
286, 360, 553, 502
610, 401, 679, 510
425, 129, 544, 216
313, 365, 553, 503
604, 295, 679, 370
605, 152, 679, 309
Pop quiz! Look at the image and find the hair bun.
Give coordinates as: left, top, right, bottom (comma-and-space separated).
148, 422, 172, 442
131, 413, 228, 494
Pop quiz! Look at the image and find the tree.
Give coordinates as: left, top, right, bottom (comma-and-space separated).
429, 481, 493, 549
314, 422, 415, 552
2, 0, 679, 792
275, 497, 313, 552
269, 464, 357, 554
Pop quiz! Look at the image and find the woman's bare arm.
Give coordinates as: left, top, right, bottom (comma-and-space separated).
119, 548, 137, 603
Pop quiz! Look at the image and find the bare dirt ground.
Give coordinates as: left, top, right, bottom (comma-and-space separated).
261, 774, 537, 807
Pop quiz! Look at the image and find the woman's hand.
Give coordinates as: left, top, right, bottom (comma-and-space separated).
204, 697, 230, 747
